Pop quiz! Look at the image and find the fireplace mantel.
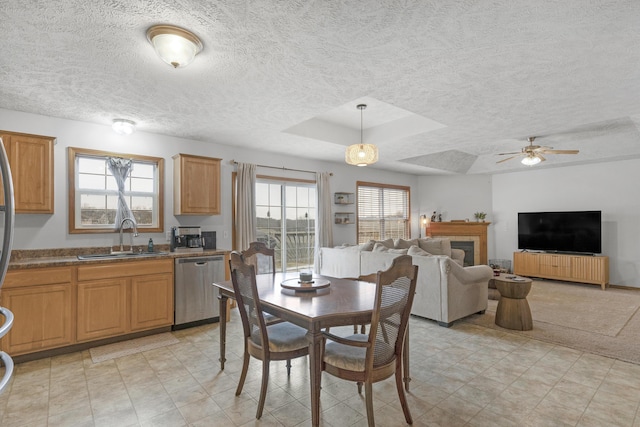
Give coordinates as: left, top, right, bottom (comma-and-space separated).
426, 221, 490, 265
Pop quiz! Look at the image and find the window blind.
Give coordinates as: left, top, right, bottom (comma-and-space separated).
357, 183, 410, 244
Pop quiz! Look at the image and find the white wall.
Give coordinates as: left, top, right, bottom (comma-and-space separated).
492, 160, 640, 287
0, 109, 417, 251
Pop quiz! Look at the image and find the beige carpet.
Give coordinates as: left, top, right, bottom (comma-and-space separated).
89, 333, 179, 363
463, 280, 640, 364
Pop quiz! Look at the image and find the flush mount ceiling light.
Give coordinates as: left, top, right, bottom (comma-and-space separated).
112, 119, 136, 135
146, 25, 203, 68
521, 154, 542, 166
345, 104, 378, 167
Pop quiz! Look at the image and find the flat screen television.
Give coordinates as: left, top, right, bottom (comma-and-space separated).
518, 211, 602, 254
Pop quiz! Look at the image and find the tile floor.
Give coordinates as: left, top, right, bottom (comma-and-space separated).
1, 311, 640, 426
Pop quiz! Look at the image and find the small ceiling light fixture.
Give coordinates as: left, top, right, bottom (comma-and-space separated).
345, 104, 378, 167
146, 24, 203, 68
521, 154, 542, 166
112, 119, 136, 135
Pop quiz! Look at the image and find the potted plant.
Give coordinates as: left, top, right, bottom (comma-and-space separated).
474, 212, 487, 222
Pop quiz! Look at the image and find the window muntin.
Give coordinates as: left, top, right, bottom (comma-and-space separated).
357, 182, 410, 244
69, 147, 164, 233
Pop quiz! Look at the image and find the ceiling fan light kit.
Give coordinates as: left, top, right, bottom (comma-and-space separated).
497, 136, 579, 166
521, 155, 542, 166
345, 104, 378, 167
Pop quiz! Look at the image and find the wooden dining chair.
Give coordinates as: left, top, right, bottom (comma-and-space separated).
242, 241, 276, 275
242, 241, 281, 325
229, 251, 309, 419
321, 255, 418, 427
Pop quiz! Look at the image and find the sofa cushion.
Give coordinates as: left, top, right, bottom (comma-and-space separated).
407, 245, 432, 257
394, 238, 419, 249
418, 238, 452, 257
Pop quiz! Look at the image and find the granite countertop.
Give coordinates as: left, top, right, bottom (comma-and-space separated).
8, 245, 230, 270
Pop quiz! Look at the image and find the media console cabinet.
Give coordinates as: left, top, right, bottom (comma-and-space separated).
513, 251, 609, 290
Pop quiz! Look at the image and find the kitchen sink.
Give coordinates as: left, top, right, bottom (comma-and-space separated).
77, 252, 169, 260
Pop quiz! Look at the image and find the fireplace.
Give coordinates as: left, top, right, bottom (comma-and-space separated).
426, 221, 490, 265
451, 241, 474, 266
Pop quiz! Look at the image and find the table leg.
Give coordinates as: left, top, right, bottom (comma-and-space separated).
307, 328, 323, 427
403, 324, 411, 391
218, 293, 228, 370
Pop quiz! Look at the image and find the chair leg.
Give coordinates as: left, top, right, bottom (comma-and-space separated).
395, 360, 413, 425
236, 348, 250, 396
364, 382, 375, 427
286, 359, 292, 376
357, 381, 363, 394
256, 361, 270, 419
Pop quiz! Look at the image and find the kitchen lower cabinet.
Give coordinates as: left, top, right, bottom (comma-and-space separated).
131, 273, 174, 331
77, 259, 174, 342
0, 267, 73, 356
77, 278, 128, 341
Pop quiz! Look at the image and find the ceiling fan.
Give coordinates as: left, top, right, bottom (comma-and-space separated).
496, 137, 579, 166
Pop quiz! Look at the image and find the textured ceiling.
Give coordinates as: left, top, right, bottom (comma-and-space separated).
2, 1, 640, 175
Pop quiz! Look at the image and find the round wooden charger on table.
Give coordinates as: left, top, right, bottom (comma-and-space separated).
281, 278, 331, 292
494, 275, 533, 331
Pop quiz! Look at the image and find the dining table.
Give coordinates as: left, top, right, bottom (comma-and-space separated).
213, 272, 411, 427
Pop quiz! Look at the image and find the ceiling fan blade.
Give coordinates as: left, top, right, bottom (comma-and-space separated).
496, 155, 519, 164
538, 154, 546, 162
497, 151, 522, 156
539, 149, 579, 154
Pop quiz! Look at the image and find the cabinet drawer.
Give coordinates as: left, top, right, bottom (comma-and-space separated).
77, 259, 173, 281
3, 267, 72, 289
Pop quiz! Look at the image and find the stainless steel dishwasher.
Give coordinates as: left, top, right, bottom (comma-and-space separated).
174, 256, 224, 329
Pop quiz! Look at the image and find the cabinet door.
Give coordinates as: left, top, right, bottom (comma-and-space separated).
513, 252, 539, 276
0, 284, 73, 355
173, 154, 221, 215
571, 256, 609, 286
130, 273, 174, 331
77, 279, 128, 341
0, 132, 54, 213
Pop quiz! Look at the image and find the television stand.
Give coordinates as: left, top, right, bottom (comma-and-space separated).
513, 252, 609, 290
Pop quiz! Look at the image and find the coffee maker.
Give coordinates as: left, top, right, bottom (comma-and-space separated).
170, 226, 204, 253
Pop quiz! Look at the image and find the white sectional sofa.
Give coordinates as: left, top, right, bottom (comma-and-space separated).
319, 238, 492, 327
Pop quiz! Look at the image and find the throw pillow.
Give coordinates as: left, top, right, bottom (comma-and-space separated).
418, 238, 452, 257
372, 242, 390, 252
394, 238, 419, 249
375, 238, 395, 249
360, 241, 375, 251
407, 245, 432, 256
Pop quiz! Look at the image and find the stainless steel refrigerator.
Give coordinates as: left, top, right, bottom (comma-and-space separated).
0, 138, 15, 394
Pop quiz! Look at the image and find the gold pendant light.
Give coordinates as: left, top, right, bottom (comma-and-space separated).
345, 104, 378, 167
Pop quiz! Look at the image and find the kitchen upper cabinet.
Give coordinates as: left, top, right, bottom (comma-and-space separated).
173, 153, 221, 215
0, 131, 55, 213
0, 267, 73, 356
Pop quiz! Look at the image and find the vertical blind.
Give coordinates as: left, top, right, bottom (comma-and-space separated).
357, 183, 410, 243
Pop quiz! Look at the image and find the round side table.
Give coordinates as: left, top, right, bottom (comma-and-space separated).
494, 276, 533, 331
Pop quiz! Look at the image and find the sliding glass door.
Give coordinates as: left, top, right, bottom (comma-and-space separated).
255, 179, 316, 272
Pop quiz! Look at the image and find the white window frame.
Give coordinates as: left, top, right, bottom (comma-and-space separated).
356, 181, 410, 244
68, 147, 164, 234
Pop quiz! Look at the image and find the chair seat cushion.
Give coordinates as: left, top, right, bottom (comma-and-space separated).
251, 322, 308, 352
323, 334, 395, 372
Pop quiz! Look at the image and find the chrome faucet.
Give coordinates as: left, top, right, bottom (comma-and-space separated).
117, 218, 139, 253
